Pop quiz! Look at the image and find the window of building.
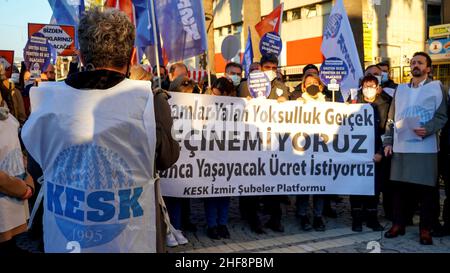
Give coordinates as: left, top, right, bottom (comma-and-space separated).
227, 25, 232, 35
302, 5, 318, 18
427, 4, 442, 36
216, 22, 242, 37
234, 22, 243, 34
214, 29, 221, 37
283, 10, 288, 22
292, 8, 301, 20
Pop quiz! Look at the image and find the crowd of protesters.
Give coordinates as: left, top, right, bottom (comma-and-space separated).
0, 8, 449, 253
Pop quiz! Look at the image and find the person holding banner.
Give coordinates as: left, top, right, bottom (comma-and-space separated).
238, 54, 289, 233
360, 65, 399, 223
202, 77, 235, 239
383, 52, 448, 245
237, 62, 260, 98
290, 72, 328, 231
169, 63, 189, 83
21, 8, 180, 253
0, 102, 35, 254
349, 75, 387, 232
294, 63, 343, 105
224, 62, 243, 95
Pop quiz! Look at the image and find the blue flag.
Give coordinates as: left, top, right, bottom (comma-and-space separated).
132, 0, 155, 47
154, 0, 207, 62
48, 0, 83, 26
79, 0, 85, 21
242, 27, 254, 78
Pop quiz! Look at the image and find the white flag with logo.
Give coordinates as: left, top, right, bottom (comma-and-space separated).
321, 0, 363, 102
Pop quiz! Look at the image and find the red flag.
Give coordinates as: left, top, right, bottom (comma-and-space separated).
255, 4, 283, 37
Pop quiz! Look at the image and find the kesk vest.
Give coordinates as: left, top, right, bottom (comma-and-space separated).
393, 81, 443, 153
21, 79, 157, 253
0, 114, 28, 233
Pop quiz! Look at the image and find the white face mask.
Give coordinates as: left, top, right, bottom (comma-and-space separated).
374, 75, 382, 85
10, 73, 20, 84
362, 87, 377, 99
264, 70, 277, 82
229, 74, 241, 87
381, 72, 389, 84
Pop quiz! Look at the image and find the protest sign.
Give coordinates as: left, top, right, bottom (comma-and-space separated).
0, 50, 14, 78
28, 23, 76, 56
259, 32, 282, 57
160, 93, 375, 198
319, 57, 348, 86
248, 71, 271, 98
23, 33, 55, 77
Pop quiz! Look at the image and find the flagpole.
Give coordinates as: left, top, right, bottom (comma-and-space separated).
149, 0, 161, 88
199, 0, 211, 89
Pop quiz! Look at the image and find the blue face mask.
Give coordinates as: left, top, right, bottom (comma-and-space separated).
381, 72, 389, 84
229, 74, 241, 86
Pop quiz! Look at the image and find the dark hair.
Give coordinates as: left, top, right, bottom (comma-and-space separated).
153, 65, 167, 75
360, 74, 379, 86
249, 62, 261, 73
225, 62, 243, 73
212, 77, 234, 95
169, 63, 188, 75
260, 54, 278, 67
364, 64, 382, 74
412, 52, 432, 67
376, 62, 390, 69
302, 64, 319, 75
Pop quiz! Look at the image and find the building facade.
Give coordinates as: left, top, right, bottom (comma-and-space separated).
211, 0, 446, 87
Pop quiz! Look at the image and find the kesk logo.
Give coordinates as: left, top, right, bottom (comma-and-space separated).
324, 14, 343, 39
47, 144, 144, 248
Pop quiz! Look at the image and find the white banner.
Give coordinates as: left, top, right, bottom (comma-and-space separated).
321, 0, 363, 102
160, 93, 375, 197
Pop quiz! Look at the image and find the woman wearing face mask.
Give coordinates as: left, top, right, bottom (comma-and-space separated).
203, 77, 235, 239
290, 73, 327, 231
349, 74, 391, 232
290, 73, 327, 102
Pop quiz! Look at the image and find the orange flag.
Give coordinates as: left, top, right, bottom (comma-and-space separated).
255, 3, 283, 37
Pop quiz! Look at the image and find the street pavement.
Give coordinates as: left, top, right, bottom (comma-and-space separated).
16, 193, 450, 253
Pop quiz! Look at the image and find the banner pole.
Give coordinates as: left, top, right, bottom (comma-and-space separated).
199, 0, 211, 89
149, 0, 161, 88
